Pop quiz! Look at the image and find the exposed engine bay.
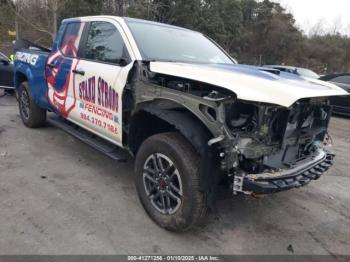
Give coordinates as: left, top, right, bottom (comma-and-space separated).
132, 63, 335, 195
226, 99, 331, 172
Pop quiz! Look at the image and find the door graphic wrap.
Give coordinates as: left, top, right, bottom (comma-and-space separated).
46, 22, 83, 118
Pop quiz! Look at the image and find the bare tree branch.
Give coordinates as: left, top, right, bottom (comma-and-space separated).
6, 0, 55, 39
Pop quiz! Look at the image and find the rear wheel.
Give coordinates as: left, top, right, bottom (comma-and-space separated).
135, 132, 207, 231
18, 82, 46, 128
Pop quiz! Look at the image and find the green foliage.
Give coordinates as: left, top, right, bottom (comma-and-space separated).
0, 0, 15, 55
0, 0, 349, 73
122, 0, 350, 73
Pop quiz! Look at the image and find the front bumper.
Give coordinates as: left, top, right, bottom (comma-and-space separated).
234, 149, 334, 194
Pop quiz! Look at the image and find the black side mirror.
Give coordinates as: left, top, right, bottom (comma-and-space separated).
118, 58, 130, 67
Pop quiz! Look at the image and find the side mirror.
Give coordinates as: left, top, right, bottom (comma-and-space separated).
118, 58, 130, 67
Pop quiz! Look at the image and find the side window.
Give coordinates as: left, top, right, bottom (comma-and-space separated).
83, 22, 130, 64
60, 22, 83, 57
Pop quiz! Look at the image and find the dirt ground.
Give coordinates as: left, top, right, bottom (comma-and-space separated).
0, 93, 350, 255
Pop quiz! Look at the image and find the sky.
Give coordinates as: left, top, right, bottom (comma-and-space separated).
272, 0, 350, 35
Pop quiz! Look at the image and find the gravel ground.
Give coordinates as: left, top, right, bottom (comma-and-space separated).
0, 93, 350, 255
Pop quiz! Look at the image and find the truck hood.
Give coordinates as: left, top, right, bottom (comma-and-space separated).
149, 62, 348, 107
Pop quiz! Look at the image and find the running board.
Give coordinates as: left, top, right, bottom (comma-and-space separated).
48, 115, 128, 162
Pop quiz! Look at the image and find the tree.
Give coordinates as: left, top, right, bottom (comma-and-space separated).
0, 0, 349, 73
6, 0, 64, 40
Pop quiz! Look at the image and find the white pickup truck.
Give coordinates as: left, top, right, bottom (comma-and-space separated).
14, 16, 348, 231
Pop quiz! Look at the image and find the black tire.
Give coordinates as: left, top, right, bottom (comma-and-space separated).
135, 132, 207, 231
18, 82, 46, 128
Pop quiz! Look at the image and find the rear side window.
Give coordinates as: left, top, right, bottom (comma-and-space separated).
83, 21, 130, 64
60, 22, 83, 57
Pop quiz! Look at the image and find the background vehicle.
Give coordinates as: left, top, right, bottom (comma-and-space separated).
264, 65, 320, 79
0, 51, 14, 91
14, 16, 348, 231
320, 73, 350, 116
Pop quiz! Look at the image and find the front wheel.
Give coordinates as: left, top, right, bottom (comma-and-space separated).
18, 82, 46, 128
135, 132, 207, 231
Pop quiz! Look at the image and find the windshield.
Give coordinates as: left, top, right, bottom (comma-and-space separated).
296, 68, 320, 79
126, 20, 234, 64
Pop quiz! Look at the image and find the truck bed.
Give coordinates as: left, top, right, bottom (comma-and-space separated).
14, 48, 51, 110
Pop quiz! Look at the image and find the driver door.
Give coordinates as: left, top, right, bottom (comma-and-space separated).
68, 20, 133, 146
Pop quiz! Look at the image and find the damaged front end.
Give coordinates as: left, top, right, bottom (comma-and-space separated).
224, 99, 335, 195
131, 62, 336, 197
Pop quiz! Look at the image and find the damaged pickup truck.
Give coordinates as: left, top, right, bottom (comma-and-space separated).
14, 16, 348, 231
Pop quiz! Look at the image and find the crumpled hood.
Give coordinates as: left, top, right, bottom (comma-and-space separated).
149, 62, 348, 107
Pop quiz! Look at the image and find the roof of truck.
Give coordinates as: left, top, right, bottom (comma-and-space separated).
62, 15, 193, 32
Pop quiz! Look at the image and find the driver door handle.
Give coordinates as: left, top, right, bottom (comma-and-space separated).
72, 69, 85, 76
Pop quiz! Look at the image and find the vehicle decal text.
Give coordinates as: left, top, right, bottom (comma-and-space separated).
15, 52, 38, 66
80, 112, 118, 134
79, 76, 119, 113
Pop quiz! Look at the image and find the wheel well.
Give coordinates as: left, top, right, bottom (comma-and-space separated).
127, 106, 215, 156
15, 72, 28, 89
127, 107, 221, 209
127, 110, 177, 155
